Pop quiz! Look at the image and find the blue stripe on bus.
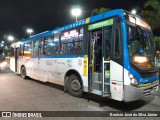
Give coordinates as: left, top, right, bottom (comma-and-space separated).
122, 18, 142, 83
31, 54, 84, 59
89, 9, 124, 23
141, 76, 158, 84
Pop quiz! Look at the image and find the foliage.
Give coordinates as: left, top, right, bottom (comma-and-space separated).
139, 0, 160, 30
4, 47, 11, 53
92, 7, 110, 16
155, 36, 160, 51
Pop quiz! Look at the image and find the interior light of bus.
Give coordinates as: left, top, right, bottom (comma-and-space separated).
54, 38, 59, 42
79, 34, 83, 37
23, 56, 31, 59
61, 37, 65, 40
49, 43, 55, 46
133, 56, 148, 63
24, 51, 31, 54
64, 30, 78, 38
70, 30, 77, 35
64, 32, 69, 37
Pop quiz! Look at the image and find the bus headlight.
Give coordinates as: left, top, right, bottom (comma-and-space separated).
128, 73, 138, 87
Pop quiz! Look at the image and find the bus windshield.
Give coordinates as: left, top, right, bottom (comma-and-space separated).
127, 24, 156, 70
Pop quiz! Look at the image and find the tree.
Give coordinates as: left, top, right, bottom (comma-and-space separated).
92, 7, 110, 16
139, 0, 160, 30
155, 36, 160, 51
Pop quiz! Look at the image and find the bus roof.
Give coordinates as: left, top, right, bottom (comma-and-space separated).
20, 9, 124, 43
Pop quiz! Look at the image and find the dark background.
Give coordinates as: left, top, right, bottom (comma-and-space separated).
0, 0, 147, 40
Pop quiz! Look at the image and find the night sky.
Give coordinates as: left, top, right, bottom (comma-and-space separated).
0, 0, 147, 42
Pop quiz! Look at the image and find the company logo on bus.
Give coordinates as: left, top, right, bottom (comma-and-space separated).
140, 78, 148, 83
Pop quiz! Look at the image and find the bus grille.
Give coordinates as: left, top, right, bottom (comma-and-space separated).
143, 85, 158, 96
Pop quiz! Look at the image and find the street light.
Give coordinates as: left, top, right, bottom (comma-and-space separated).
71, 6, 81, 22
27, 28, 33, 36
131, 9, 137, 14
7, 35, 14, 42
0, 41, 4, 47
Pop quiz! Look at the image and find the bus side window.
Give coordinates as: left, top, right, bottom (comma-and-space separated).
60, 28, 83, 54
54, 34, 60, 54
43, 35, 59, 55
73, 28, 83, 53
40, 38, 44, 55
19, 44, 24, 56
24, 42, 32, 56
33, 40, 40, 56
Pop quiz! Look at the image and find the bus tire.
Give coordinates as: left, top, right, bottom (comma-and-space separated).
21, 66, 27, 79
68, 75, 83, 97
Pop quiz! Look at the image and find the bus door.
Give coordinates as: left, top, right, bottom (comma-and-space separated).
89, 28, 110, 95
89, 28, 111, 96
102, 26, 113, 96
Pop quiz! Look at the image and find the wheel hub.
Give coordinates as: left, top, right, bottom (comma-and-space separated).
71, 79, 81, 92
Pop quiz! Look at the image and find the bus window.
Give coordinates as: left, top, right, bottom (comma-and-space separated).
61, 28, 83, 54
19, 44, 24, 56
54, 34, 60, 54
73, 28, 83, 53
40, 38, 44, 55
104, 26, 112, 61
43, 35, 59, 55
33, 40, 40, 56
24, 42, 32, 56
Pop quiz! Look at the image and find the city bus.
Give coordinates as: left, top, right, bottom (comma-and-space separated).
10, 9, 159, 102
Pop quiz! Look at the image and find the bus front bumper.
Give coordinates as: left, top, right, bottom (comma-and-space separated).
124, 81, 159, 102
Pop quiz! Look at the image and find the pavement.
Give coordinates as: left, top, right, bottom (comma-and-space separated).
0, 69, 160, 120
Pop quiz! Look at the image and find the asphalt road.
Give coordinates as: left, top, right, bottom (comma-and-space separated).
0, 68, 160, 120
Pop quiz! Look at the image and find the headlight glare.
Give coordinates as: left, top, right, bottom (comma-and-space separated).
128, 72, 138, 87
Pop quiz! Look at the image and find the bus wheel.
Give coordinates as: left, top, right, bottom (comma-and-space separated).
21, 66, 27, 79
68, 75, 83, 97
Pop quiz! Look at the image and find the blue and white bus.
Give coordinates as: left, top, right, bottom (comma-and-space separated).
10, 9, 159, 102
